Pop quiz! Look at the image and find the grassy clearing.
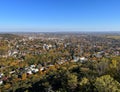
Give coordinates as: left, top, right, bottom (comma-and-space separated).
106, 35, 120, 39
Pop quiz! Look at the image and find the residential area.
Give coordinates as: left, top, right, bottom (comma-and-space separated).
0, 33, 120, 92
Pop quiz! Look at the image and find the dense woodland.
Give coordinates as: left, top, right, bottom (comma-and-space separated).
0, 33, 120, 92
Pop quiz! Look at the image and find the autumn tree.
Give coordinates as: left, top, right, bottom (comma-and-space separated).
95, 75, 120, 92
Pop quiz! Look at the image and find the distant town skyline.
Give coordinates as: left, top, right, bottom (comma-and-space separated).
0, 0, 120, 32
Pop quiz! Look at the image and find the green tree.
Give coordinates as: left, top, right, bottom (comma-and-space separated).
67, 73, 78, 91
95, 75, 120, 92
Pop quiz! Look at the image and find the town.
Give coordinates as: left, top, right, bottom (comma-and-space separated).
0, 32, 120, 92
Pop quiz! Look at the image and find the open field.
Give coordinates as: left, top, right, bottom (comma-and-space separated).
106, 35, 120, 39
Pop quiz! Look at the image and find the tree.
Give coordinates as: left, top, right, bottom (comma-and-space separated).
78, 77, 95, 92
67, 73, 78, 91
95, 75, 120, 92
95, 61, 109, 76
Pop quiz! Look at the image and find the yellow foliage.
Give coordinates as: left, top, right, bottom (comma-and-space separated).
95, 75, 120, 92
10, 62, 17, 66
110, 60, 117, 69
39, 71, 43, 75
80, 77, 89, 86
4, 83, 11, 89
22, 73, 27, 80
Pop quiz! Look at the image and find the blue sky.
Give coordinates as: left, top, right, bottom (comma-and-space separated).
0, 0, 120, 32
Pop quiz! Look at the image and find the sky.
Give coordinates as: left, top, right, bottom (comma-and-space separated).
0, 0, 120, 32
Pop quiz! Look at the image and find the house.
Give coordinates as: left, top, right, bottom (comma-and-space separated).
80, 57, 87, 62
0, 73, 4, 78
73, 56, 80, 62
30, 65, 36, 68
28, 65, 39, 73
40, 67, 45, 71
32, 68, 39, 73
12, 50, 18, 55
48, 64, 54, 67
57, 61, 64, 65
0, 80, 3, 85
9, 70, 15, 74
73, 56, 87, 62
27, 69, 32, 75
